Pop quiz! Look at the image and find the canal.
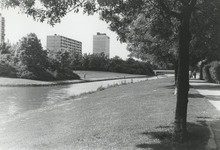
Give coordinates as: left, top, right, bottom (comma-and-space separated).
0, 77, 154, 123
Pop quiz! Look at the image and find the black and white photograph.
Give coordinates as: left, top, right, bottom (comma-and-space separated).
0, 0, 220, 149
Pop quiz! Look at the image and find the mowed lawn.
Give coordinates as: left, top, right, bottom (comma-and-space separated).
0, 77, 219, 150
74, 70, 148, 79
0, 71, 148, 86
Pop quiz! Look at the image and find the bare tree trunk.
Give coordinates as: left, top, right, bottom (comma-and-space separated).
199, 60, 206, 80
173, 6, 192, 142
174, 60, 178, 95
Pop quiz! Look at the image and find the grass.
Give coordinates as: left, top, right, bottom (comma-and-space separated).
74, 70, 148, 79
0, 77, 219, 150
0, 71, 148, 86
68, 79, 131, 99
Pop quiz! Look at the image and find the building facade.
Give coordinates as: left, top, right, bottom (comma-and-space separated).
0, 13, 5, 43
46, 34, 82, 55
93, 32, 110, 57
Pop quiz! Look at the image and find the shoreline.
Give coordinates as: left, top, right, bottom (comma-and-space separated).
0, 75, 153, 87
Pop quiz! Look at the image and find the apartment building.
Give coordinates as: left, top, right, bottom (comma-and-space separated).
0, 13, 5, 43
46, 34, 82, 55
93, 32, 110, 57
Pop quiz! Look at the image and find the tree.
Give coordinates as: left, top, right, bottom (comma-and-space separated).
0, 41, 12, 64
18, 33, 48, 69
2, 0, 220, 142
0, 41, 11, 54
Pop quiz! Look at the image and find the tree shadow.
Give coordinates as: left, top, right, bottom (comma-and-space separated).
188, 93, 205, 98
192, 85, 220, 90
155, 125, 172, 129
136, 122, 210, 150
163, 85, 175, 89
190, 80, 220, 90
197, 116, 212, 119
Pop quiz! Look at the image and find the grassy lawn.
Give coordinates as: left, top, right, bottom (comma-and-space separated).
74, 70, 148, 79
0, 77, 219, 149
0, 71, 148, 86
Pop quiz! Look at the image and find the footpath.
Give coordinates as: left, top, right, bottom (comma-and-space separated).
0, 75, 219, 149
190, 79, 220, 150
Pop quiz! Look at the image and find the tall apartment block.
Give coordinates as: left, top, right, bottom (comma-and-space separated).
46, 34, 82, 55
0, 13, 5, 43
93, 32, 110, 57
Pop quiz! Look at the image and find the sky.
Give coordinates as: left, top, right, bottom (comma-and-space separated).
1, 7, 130, 59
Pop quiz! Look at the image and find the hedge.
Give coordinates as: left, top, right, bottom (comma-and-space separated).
209, 61, 220, 84
203, 61, 220, 84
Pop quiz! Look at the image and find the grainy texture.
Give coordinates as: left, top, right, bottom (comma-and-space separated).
0, 77, 219, 150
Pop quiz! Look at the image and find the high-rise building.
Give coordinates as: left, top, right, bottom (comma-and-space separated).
0, 13, 5, 43
93, 32, 110, 57
46, 34, 82, 55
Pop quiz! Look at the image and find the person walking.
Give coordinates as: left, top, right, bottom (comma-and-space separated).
189, 70, 192, 78
192, 70, 197, 79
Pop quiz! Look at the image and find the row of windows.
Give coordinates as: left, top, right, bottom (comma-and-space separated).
61, 42, 82, 47
61, 40, 81, 45
61, 36, 81, 43
61, 46, 82, 50
47, 43, 81, 49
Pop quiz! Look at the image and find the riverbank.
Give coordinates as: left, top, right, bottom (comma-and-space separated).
0, 71, 151, 87
0, 77, 219, 150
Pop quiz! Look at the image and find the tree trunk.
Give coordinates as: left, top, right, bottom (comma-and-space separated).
199, 60, 205, 80
174, 59, 178, 85
174, 60, 178, 95
173, 8, 192, 142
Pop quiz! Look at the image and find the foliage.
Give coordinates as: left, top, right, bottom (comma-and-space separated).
0, 33, 80, 81
203, 61, 220, 83
202, 63, 213, 83
17, 33, 48, 68
209, 62, 220, 84
0, 63, 17, 78
74, 53, 154, 75
88, 53, 108, 71
2, 0, 220, 142
0, 41, 11, 54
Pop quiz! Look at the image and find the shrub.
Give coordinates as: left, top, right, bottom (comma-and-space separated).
55, 68, 80, 80
203, 61, 220, 83
20, 70, 37, 79
28, 66, 56, 81
0, 63, 17, 78
203, 63, 212, 82
209, 61, 220, 83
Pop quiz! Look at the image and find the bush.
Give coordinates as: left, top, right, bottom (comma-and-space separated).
20, 70, 37, 79
55, 68, 80, 80
28, 66, 56, 81
209, 61, 220, 83
203, 61, 220, 83
0, 63, 17, 78
203, 63, 213, 82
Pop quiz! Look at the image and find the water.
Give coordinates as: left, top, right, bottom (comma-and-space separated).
0, 77, 152, 123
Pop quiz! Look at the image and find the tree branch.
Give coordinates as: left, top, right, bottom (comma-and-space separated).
157, 0, 182, 20
179, 0, 189, 6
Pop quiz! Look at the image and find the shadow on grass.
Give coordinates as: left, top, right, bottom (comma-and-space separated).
190, 80, 220, 90
136, 122, 210, 150
188, 93, 205, 98
197, 116, 212, 119
155, 125, 172, 129
192, 85, 220, 90
163, 85, 175, 89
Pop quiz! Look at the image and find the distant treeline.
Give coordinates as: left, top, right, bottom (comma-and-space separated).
0, 33, 154, 81
71, 53, 154, 75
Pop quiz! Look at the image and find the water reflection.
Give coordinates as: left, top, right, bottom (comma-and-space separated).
0, 78, 150, 122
